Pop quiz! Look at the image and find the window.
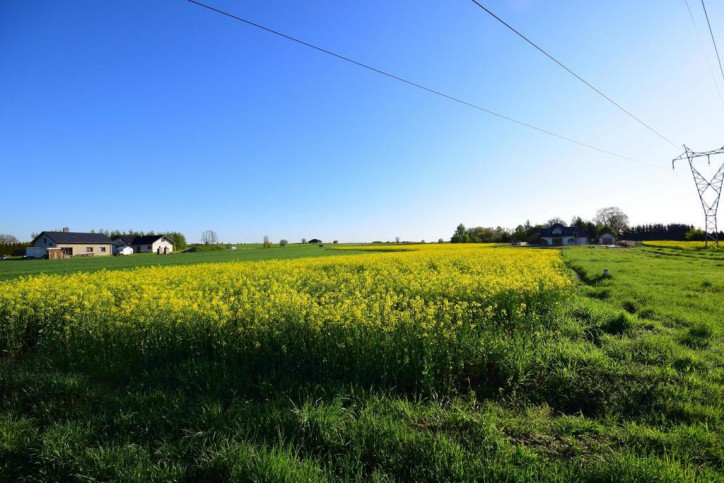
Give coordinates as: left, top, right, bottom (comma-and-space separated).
86, 247, 94, 253
44, 237, 48, 245
147, 245, 152, 250
100, 247, 106, 253
552, 229, 561, 235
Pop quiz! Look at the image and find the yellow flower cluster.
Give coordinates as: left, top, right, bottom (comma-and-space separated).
643, 240, 721, 250
0, 245, 571, 384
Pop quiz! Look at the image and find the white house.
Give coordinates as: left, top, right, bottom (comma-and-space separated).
114, 235, 175, 254
114, 245, 134, 256
539, 223, 588, 246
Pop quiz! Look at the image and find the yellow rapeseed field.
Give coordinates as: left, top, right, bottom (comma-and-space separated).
643, 240, 721, 250
0, 244, 571, 390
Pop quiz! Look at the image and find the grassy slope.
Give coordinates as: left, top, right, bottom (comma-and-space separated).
0, 244, 361, 281
1, 246, 722, 481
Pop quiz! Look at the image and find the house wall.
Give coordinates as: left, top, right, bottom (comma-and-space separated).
32, 236, 112, 256
33, 236, 56, 249
26, 247, 47, 259
133, 244, 152, 253
152, 238, 174, 254
541, 236, 588, 246
55, 243, 113, 256
132, 238, 173, 254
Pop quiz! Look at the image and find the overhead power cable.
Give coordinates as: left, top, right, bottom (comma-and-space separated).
187, 0, 664, 169
470, 0, 680, 150
684, 0, 724, 111
700, 0, 724, 83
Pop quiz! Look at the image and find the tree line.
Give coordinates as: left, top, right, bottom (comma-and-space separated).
450, 206, 714, 243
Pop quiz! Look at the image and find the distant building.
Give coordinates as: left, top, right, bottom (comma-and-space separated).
539, 223, 588, 246
114, 235, 175, 254
29, 229, 113, 258
114, 245, 134, 256
598, 231, 616, 245
307, 239, 322, 244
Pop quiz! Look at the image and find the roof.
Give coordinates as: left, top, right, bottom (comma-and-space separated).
35, 231, 113, 245
539, 223, 588, 238
114, 235, 174, 245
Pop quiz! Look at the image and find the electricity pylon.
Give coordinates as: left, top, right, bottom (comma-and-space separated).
673, 145, 724, 248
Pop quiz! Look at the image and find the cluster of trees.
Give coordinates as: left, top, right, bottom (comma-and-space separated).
620, 223, 720, 241
450, 205, 722, 244
451, 207, 632, 244
0, 234, 29, 256
451, 224, 513, 243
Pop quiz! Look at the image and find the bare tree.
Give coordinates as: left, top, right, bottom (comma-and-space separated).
395, 236, 400, 243
594, 207, 630, 232
263, 235, 271, 248
301, 238, 307, 244
201, 230, 218, 245
545, 217, 566, 227
0, 234, 19, 244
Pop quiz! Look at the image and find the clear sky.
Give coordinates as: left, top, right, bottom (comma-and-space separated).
2, 1, 724, 243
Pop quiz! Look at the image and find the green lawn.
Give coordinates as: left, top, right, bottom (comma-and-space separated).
1, 245, 722, 480
0, 244, 362, 281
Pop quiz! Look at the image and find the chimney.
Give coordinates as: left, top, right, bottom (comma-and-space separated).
63, 227, 69, 232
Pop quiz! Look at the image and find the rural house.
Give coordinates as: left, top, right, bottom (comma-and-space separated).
28, 229, 114, 258
539, 223, 588, 246
114, 234, 175, 254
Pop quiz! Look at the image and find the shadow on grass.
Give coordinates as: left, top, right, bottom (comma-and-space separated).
568, 263, 608, 286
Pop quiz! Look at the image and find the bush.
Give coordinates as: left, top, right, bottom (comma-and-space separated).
279, 239, 288, 248
186, 244, 224, 253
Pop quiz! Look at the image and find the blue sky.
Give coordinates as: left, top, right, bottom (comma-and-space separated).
2, 1, 724, 243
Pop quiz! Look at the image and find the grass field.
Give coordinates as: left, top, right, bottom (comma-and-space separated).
1, 244, 722, 480
0, 244, 361, 281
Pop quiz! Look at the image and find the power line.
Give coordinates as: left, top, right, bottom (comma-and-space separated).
187, 0, 665, 169
470, 0, 680, 150
700, 0, 724, 83
684, 0, 724, 112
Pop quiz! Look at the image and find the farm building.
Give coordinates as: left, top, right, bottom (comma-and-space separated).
598, 231, 616, 245
114, 235, 175, 254
28, 229, 114, 258
114, 245, 134, 256
539, 223, 588, 246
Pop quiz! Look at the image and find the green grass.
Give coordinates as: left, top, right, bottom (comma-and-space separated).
0, 244, 361, 281
1, 245, 723, 480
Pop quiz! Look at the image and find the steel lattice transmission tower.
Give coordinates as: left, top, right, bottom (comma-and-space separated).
672, 145, 724, 247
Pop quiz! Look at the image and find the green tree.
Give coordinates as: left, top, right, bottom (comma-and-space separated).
451, 224, 467, 243
166, 232, 187, 250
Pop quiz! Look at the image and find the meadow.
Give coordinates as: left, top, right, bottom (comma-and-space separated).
0, 244, 357, 281
0, 244, 722, 481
